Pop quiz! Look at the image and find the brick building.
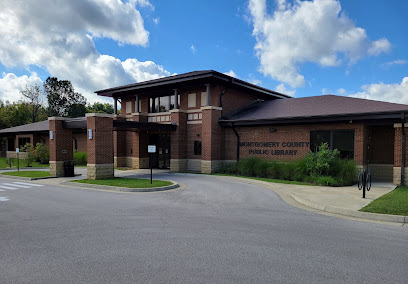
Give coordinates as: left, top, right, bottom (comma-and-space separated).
1, 70, 408, 184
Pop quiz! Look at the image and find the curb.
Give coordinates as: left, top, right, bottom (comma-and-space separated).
65, 180, 180, 192
0, 174, 57, 181
212, 175, 407, 224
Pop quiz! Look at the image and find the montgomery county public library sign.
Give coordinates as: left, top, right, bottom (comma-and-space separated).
240, 141, 310, 156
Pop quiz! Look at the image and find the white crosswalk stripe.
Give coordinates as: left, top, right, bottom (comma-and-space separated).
3, 183, 31, 188
13, 182, 44, 187
0, 185, 18, 190
0, 182, 45, 191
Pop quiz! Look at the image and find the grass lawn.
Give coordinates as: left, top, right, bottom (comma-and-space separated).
212, 173, 316, 186
72, 177, 172, 188
0, 157, 49, 169
359, 186, 408, 216
1, 171, 51, 178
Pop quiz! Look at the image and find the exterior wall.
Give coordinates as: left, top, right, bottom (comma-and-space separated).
15, 134, 34, 149
393, 124, 408, 185
73, 133, 87, 152
220, 86, 267, 117
224, 123, 366, 165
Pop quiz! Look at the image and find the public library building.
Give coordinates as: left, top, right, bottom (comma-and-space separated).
1, 70, 408, 184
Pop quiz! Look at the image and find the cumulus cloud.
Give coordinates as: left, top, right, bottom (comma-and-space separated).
276, 83, 295, 96
348, 77, 408, 104
190, 45, 197, 54
0, 72, 43, 102
0, 0, 172, 103
383, 59, 407, 67
248, 0, 391, 87
224, 70, 239, 78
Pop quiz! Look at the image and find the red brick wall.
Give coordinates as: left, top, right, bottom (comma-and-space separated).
217, 86, 263, 117
187, 124, 202, 159
224, 122, 366, 165
201, 108, 222, 161
394, 127, 408, 167
49, 120, 73, 162
73, 133, 87, 152
170, 111, 187, 159
87, 116, 113, 164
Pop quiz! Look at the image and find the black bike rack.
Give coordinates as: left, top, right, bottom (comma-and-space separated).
357, 170, 371, 198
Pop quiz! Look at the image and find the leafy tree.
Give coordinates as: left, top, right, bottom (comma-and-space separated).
0, 100, 47, 130
44, 77, 86, 117
86, 102, 114, 114
20, 84, 44, 123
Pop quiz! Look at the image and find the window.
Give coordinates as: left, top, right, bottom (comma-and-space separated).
149, 95, 176, 113
18, 137, 30, 148
126, 101, 132, 114
310, 130, 354, 159
188, 93, 196, 108
194, 140, 202, 155
135, 99, 142, 113
201, 92, 207, 106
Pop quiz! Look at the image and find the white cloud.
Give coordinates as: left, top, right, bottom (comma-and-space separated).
0, 72, 43, 102
348, 77, 408, 104
248, 0, 391, 88
190, 45, 197, 54
383, 59, 407, 67
153, 17, 160, 24
276, 83, 295, 96
248, 79, 262, 86
0, 0, 172, 104
336, 88, 347, 95
224, 70, 239, 78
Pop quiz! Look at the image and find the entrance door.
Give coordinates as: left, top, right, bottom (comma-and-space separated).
149, 134, 170, 169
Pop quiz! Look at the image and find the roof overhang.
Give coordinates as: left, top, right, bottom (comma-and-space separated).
95, 70, 290, 100
220, 110, 408, 127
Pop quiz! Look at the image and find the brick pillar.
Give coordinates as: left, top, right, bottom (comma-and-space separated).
201, 106, 223, 173
170, 109, 187, 171
48, 117, 73, 177
113, 115, 126, 168
86, 113, 114, 180
131, 114, 149, 169
393, 124, 408, 185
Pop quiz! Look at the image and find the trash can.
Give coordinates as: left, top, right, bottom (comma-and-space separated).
64, 160, 75, 177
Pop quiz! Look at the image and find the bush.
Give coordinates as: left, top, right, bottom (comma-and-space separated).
35, 143, 49, 164
21, 143, 36, 167
74, 150, 87, 165
330, 158, 357, 186
316, 176, 338, 186
237, 157, 260, 176
305, 143, 339, 176
253, 159, 270, 178
218, 162, 238, 174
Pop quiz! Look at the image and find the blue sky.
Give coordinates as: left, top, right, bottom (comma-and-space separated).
0, 0, 407, 104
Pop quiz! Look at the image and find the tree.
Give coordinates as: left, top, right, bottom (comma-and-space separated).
20, 84, 44, 123
44, 77, 86, 117
86, 102, 114, 114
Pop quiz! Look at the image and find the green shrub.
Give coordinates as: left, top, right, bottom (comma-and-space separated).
237, 157, 260, 176
315, 176, 338, 186
266, 161, 279, 179
35, 143, 49, 164
218, 162, 238, 174
74, 150, 87, 165
21, 143, 36, 167
330, 158, 357, 186
292, 159, 307, 181
253, 159, 270, 178
305, 143, 339, 176
280, 162, 295, 180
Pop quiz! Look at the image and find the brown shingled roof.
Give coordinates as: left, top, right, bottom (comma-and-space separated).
223, 95, 408, 123
0, 120, 49, 134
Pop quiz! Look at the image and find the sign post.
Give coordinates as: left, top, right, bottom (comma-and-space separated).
16, 148, 20, 172
148, 145, 156, 184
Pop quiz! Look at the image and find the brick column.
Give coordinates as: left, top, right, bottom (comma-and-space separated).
201, 106, 222, 173
393, 124, 408, 185
170, 109, 187, 171
87, 113, 114, 180
113, 115, 126, 167
48, 117, 73, 177
131, 114, 149, 169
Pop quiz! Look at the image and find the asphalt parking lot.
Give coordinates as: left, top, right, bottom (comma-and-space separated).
1, 172, 407, 283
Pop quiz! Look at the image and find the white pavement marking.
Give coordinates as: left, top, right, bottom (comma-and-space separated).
13, 182, 44, 187
0, 185, 18, 190
2, 183, 31, 189
0, 197, 9, 201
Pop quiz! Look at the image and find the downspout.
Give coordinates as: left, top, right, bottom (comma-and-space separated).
219, 78, 232, 116
231, 122, 240, 162
401, 113, 406, 186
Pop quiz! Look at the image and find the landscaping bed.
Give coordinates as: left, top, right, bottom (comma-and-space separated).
72, 177, 173, 188
0, 157, 49, 169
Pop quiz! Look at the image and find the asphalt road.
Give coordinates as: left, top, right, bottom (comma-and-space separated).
1, 173, 407, 284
